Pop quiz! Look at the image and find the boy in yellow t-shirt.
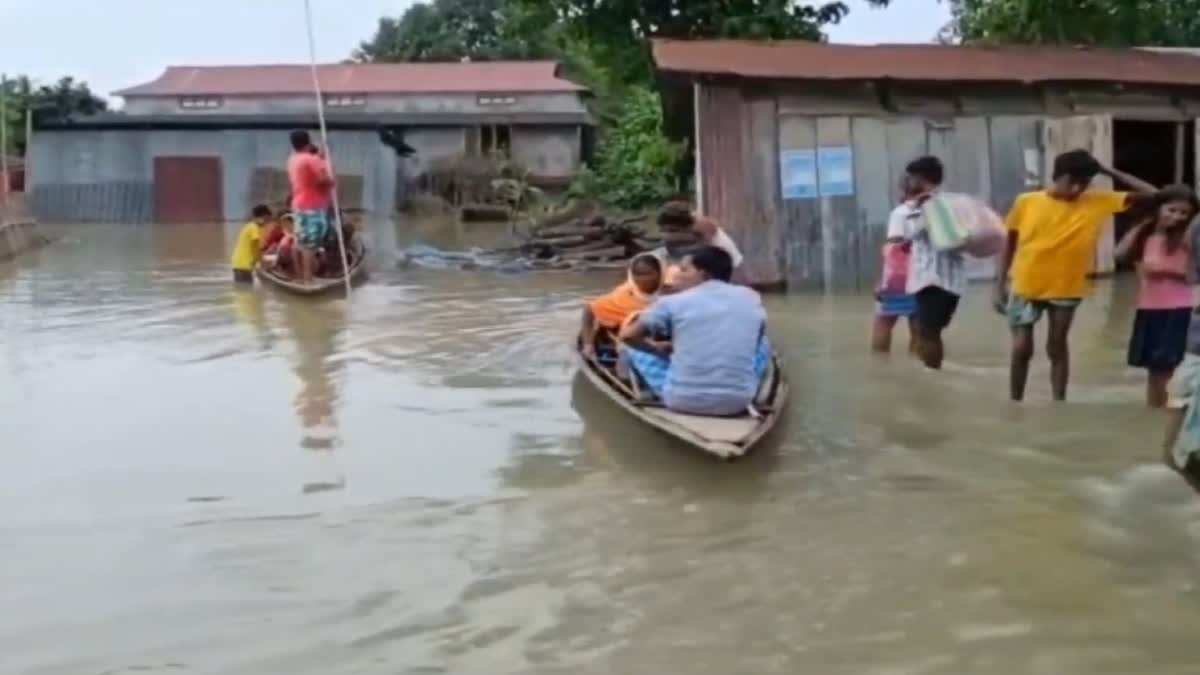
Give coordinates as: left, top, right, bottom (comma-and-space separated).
996, 150, 1156, 402
230, 204, 274, 283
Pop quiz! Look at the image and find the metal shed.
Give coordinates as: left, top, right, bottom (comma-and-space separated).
655, 40, 1200, 290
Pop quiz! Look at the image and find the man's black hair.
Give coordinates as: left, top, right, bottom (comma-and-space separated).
657, 201, 694, 229
631, 254, 663, 274
906, 156, 944, 186
290, 130, 312, 151
1052, 149, 1101, 183
252, 204, 272, 218
685, 245, 734, 283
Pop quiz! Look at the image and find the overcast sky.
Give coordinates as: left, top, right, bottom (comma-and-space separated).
1, 0, 950, 100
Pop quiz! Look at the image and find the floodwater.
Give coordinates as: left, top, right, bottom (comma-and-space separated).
3, 221, 1199, 675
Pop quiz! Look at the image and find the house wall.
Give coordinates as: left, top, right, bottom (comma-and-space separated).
510, 126, 581, 179
697, 79, 1200, 290
122, 92, 589, 116
402, 127, 468, 177
402, 125, 583, 181
29, 128, 399, 222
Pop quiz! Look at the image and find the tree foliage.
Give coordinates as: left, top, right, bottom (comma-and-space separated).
570, 86, 683, 209
353, 0, 551, 62
2, 76, 107, 155
951, 0, 1200, 46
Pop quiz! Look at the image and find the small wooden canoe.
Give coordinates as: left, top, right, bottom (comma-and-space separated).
576, 344, 787, 459
257, 239, 368, 297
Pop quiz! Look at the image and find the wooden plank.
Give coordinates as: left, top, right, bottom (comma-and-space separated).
1195, 117, 1200, 192
778, 115, 821, 290
884, 119, 928, 197
989, 115, 1041, 216
851, 117, 893, 292
1176, 122, 1186, 184
925, 119, 956, 189
743, 94, 783, 286
816, 116, 858, 291
952, 117, 997, 281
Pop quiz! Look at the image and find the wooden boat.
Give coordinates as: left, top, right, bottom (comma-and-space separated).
575, 344, 787, 459
257, 238, 368, 296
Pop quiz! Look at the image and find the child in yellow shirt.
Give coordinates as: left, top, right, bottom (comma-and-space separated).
996, 150, 1156, 402
230, 204, 274, 283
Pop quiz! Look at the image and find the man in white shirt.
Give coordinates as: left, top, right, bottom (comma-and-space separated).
653, 203, 746, 289
886, 156, 965, 370
692, 214, 745, 268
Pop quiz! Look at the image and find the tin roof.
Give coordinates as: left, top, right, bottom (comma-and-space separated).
114, 61, 586, 97
653, 39, 1200, 87
36, 111, 593, 131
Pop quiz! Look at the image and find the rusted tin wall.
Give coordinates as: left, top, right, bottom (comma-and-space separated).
696, 83, 785, 286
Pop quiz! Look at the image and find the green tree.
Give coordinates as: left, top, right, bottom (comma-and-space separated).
572, 86, 683, 209
353, 0, 551, 62
950, 0, 1200, 45
2, 76, 107, 156
519, 0, 889, 90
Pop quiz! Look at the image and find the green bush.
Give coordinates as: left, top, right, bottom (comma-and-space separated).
572, 86, 682, 209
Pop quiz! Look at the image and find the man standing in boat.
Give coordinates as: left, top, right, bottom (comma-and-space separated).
287, 130, 334, 283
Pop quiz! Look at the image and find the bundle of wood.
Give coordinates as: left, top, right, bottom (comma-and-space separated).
504, 202, 662, 270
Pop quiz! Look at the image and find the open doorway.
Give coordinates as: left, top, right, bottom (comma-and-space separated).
1112, 119, 1195, 268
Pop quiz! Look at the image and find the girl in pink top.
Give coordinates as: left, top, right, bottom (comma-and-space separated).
1116, 185, 1200, 406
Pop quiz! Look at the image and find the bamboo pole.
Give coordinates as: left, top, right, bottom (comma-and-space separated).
1, 74, 9, 207
24, 105, 32, 191
302, 0, 352, 297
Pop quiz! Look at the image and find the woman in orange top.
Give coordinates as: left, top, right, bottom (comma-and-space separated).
580, 253, 664, 360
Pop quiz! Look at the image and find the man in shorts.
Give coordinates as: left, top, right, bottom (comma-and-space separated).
996, 149, 1156, 401
890, 156, 963, 370
286, 130, 334, 283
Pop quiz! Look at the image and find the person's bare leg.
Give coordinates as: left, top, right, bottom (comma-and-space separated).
1163, 407, 1185, 468
906, 317, 918, 355
1010, 324, 1035, 402
301, 248, 316, 283
915, 325, 945, 370
871, 315, 897, 354
1148, 370, 1173, 408
1046, 306, 1077, 402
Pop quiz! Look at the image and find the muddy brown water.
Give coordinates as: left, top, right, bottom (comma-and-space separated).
2, 221, 1199, 675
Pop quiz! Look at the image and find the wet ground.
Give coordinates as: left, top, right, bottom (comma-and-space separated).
2, 221, 1198, 674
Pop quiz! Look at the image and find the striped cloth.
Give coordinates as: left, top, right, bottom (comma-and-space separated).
624, 337, 772, 398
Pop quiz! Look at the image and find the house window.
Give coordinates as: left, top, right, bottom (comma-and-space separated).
480, 124, 512, 156
478, 95, 517, 107
325, 94, 367, 108
179, 96, 222, 109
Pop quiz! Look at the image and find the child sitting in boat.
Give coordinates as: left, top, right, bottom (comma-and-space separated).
230, 204, 274, 283
580, 253, 664, 362
263, 214, 297, 276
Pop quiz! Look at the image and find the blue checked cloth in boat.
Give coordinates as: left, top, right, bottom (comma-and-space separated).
624, 337, 772, 398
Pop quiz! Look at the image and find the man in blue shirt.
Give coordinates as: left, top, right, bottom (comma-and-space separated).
619, 246, 769, 416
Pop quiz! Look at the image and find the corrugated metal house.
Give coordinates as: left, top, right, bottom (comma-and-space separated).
655, 40, 1200, 290
29, 61, 591, 223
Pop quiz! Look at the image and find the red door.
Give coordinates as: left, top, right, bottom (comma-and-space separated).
154, 156, 223, 223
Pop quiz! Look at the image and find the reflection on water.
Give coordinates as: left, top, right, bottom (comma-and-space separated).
1, 222, 1199, 675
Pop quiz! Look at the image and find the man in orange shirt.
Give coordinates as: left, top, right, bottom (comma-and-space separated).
286, 130, 334, 282
996, 150, 1156, 402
